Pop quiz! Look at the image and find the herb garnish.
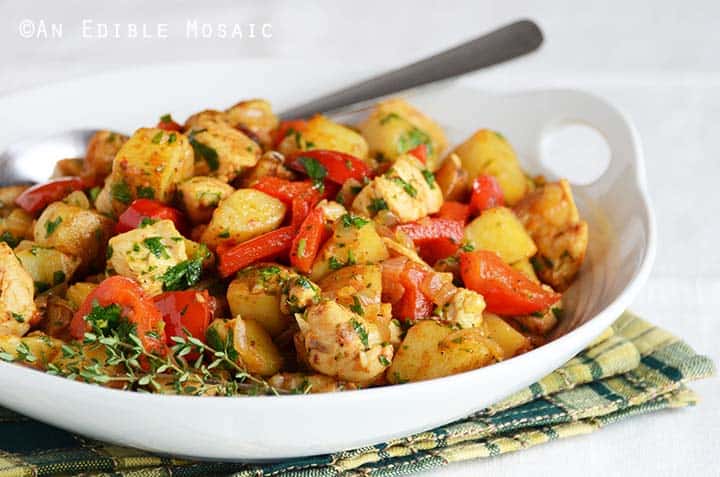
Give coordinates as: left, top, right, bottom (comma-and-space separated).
45, 217, 63, 237
297, 156, 327, 191
142, 237, 170, 259
350, 318, 369, 349
188, 129, 220, 171
112, 181, 132, 205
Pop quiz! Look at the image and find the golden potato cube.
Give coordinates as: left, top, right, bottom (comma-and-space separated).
387, 320, 495, 383
463, 206, 537, 263
311, 215, 389, 281
206, 317, 283, 377
34, 202, 113, 271
358, 98, 448, 170
483, 314, 531, 359
451, 129, 529, 205
0, 186, 29, 217
0, 332, 63, 369
277, 115, 368, 159
201, 189, 286, 249
15, 242, 81, 292
65, 282, 98, 309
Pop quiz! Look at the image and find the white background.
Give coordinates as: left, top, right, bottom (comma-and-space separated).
0, 1, 718, 475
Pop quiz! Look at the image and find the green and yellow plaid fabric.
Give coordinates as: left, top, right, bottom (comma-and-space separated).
0, 312, 713, 477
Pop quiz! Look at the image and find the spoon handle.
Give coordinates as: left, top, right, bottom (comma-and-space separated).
279, 19, 543, 119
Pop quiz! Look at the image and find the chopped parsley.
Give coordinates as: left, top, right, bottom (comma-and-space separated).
551, 307, 564, 320
160, 246, 208, 291
151, 131, 164, 144
88, 186, 101, 202
106, 245, 113, 259
460, 242, 475, 252
139, 217, 156, 228
160, 114, 172, 123
378, 355, 391, 366
350, 318, 369, 349
368, 198, 388, 213
45, 216, 63, 237
421, 169, 436, 188
494, 131, 506, 141
167, 133, 177, 144
390, 176, 417, 197
297, 156, 327, 191
53, 270, 66, 285
350, 296, 364, 316
0, 231, 18, 248
218, 230, 231, 239
136, 186, 155, 199
34, 281, 50, 293
11, 313, 24, 323
111, 181, 132, 205
340, 213, 369, 229
142, 237, 170, 259
398, 127, 433, 156
85, 301, 123, 335
328, 256, 344, 271
188, 129, 220, 171
379, 112, 400, 125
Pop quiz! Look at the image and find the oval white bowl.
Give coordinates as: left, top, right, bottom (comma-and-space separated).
0, 60, 655, 461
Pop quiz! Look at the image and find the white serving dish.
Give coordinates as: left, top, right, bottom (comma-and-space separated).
0, 60, 655, 461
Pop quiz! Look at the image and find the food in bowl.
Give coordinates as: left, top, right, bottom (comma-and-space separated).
0, 98, 588, 395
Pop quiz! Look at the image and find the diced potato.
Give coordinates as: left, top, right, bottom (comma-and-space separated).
206, 317, 283, 377
463, 206, 537, 263
227, 264, 293, 337
34, 202, 113, 271
310, 214, 389, 281
83, 130, 128, 179
434, 153, 469, 201
352, 155, 443, 223
483, 314, 531, 359
62, 190, 90, 209
0, 208, 34, 244
15, 242, 81, 292
107, 219, 188, 297
277, 115, 368, 159
295, 301, 393, 383
0, 332, 63, 369
185, 110, 261, 182
177, 176, 234, 224
511, 258, 540, 282
0, 186, 29, 217
97, 128, 194, 216
358, 98, 448, 170
65, 282, 98, 309
0, 242, 36, 336
318, 264, 383, 320
201, 189, 286, 249
225, 99, 279, 148
387, 320, 496, 383
239, 151, 295, 187
513, 180, 589, 291
451, 129, 529, 205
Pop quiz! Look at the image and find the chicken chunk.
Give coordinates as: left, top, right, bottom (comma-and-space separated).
444, 288, 486, 329
295, 301, 393, 383
185, 110, 261, 182
107, 219, 188, 296
177, 176, 235, 224
239, 151, 295, 187
280, 275, 321, 315
83, 130, 129, 179
0, 242, 36, 336
96, 128, 194, 216
513, 180, 589, 290
225, 99, 279, 149
352, 154, 443, 223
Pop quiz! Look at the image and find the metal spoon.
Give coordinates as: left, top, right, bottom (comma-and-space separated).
0, 19, 542, 186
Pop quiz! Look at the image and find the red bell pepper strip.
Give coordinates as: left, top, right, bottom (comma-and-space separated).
395, 262, 433, 320
156, 114, 182, 132
460, 250, 561, 316
395, 218, 464, 264
288, 149, 371, 185
15, 177, 86, 214
435, 201, 470, 224
218, 226, 295, 278
290, 206, 331, 273
153, 290, 214, 345
252, 177, 320, 205
407, 144, 427, 163
115, 199, 187, 235
70, 276, 167, 355
271, 120, 307, 148
469, 175, 504, 215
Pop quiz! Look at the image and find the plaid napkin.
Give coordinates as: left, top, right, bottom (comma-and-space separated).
0, 312, 713, 477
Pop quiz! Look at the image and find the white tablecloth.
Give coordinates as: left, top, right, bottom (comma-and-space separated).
0, 1, 717, 475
